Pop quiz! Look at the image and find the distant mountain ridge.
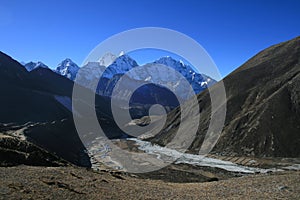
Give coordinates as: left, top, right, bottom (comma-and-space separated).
23, 54, 216, 96
22, 59, 80, 81
23, 61, 49, 71
78, 54, 216, 100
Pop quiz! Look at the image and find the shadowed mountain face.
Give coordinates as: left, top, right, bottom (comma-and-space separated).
0, 52, 91, 167
0, 52, 73, 123
150, 36, 300, 157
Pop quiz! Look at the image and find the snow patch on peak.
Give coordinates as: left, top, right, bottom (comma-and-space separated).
99, 52, 117, 67
119, 51, 125, 56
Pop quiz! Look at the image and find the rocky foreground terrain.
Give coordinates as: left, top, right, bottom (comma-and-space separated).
0, 166, 299, 199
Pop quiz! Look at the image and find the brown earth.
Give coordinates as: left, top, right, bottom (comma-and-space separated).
0, 165, 299, 200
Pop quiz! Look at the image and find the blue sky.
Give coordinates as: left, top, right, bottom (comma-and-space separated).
0, 0, 300, 78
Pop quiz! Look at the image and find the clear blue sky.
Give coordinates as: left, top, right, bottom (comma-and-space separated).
0, 0, 299, 77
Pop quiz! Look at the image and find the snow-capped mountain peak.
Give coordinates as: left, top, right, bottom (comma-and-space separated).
55, 58, 79, 80
119, 51, 125, 56
24, 61, 49, 72
57, 58, 76, 67
102, 54, 138, 79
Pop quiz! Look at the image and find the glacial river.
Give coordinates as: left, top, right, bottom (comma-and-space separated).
88, 137, 298, 174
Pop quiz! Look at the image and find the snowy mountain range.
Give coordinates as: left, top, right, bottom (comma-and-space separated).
22, 54, 216, 99
22, 59, 79, 80
97, 54, 216, 98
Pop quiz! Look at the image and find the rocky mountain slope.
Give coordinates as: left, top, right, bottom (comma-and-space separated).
0, 52, 90, 166
0, 131, 68, 167
150, 36, 300, 158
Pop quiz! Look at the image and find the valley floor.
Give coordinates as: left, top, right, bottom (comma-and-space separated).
0, 165, 299, 200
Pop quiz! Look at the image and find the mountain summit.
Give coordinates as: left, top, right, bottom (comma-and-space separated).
55, 58, 79, 80
101, 54, 139, 79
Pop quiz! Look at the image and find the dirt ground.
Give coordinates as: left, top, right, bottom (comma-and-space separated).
0, 165, 299, 200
